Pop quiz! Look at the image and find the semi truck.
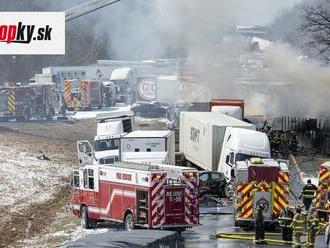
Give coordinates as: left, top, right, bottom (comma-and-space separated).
120, 130, 175, 164
77, 111, 136, 166
179, 112, 271, 196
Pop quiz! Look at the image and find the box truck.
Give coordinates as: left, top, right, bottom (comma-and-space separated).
179, 112, 271, 196
120, 130, 175, 165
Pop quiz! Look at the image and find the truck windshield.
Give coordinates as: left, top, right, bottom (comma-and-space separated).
235, 153, 254, 162
95, 138, 120, 151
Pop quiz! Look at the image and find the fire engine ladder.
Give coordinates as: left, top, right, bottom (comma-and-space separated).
65, 0, 122, 22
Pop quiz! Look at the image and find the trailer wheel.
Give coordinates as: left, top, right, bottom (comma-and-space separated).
81, 206, 91, 229
124, 213, 134, 231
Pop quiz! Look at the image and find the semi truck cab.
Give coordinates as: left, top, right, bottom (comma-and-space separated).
77, 111, 135, 166
218, 127, 271, 180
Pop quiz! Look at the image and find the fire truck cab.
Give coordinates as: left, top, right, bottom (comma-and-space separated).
234, 158, 290, 227
69, 162, 199, 230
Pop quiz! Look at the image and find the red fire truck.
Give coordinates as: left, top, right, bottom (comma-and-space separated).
69, 162, 199, 230
0, 83, 57, 121
234, 158, 290, 227
63, 80, 103, 111
315, 161, 330, 220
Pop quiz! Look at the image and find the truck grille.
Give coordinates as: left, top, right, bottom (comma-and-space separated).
99, 156, 119, 165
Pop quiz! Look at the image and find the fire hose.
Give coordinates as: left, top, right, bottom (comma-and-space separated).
216, 232, 292, 245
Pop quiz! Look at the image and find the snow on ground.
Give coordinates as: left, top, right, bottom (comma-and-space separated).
18, 222, 112, 248
0, 144, 71, 214
68, 106, 132, 120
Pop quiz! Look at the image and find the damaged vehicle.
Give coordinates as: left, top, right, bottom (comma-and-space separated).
131, 101, 170, 118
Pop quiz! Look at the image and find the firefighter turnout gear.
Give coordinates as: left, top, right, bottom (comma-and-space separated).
254, 206, 265, 245
73, 96, 80, 113
306, 208, 319, 248
279, 205, 294, 241
301, 180, 317, 211
290, 208, 305, 248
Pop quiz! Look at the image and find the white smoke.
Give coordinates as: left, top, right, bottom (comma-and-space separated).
68, 0, 330, 117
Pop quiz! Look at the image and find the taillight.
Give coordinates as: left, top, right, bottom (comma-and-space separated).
155, 174, 161, 179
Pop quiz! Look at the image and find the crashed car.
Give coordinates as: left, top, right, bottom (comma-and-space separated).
131, 101, 170, 118
198, 171, 227, 198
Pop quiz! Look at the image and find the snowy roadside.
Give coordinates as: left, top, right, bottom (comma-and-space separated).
0, 132, 77, 247
0, 146, 71, 214
67, 105, 132, 120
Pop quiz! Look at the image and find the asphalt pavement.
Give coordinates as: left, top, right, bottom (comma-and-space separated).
182, 213, 327, 248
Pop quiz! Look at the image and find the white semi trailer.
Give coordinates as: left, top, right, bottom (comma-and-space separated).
120, 130, 175, 165
179, 112, 271, 194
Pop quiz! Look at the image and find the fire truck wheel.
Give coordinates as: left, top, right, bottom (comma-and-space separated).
81, 206, 91, 229
124, 213, 134, 231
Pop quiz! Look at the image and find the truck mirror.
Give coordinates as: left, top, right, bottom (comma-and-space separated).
231, 169, 235, 178
226, 155, 230, 164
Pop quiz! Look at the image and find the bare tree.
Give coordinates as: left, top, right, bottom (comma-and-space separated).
301, 1, 330, 62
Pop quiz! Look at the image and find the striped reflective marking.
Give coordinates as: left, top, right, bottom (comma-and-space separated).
63, 81, 72, 105
80, 80, 88, 108
320, 169, 330, 181
278, 172, 289, 184
150, 173, 166, 228
257, 181, 270, 192
7, 90, 15, 114
238, 183, 253, 198
238, 183, 254, 219
273, 182, 289, 217
316, 166, 329, 210
182, 172, 199, 225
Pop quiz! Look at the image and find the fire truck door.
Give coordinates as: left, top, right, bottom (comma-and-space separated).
164, 185, 185, 225
82, 167, 100, 211
253, 191, 272, 219
77, 140, 94, 166
70, 170, 81, 201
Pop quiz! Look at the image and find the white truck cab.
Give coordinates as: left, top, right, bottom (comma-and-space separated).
77, 111, 135, 166
219, 127, 271, 180
211, 105, 242, 120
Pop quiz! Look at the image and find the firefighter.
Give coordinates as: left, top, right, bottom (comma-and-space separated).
73, 96, 80, 113
290, 206, 305, 248
279, 205, 294, 242
61, 102, 67, 117
306, 207, 319, 248
301, 179, 317, 211
254, 205, 265, 245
